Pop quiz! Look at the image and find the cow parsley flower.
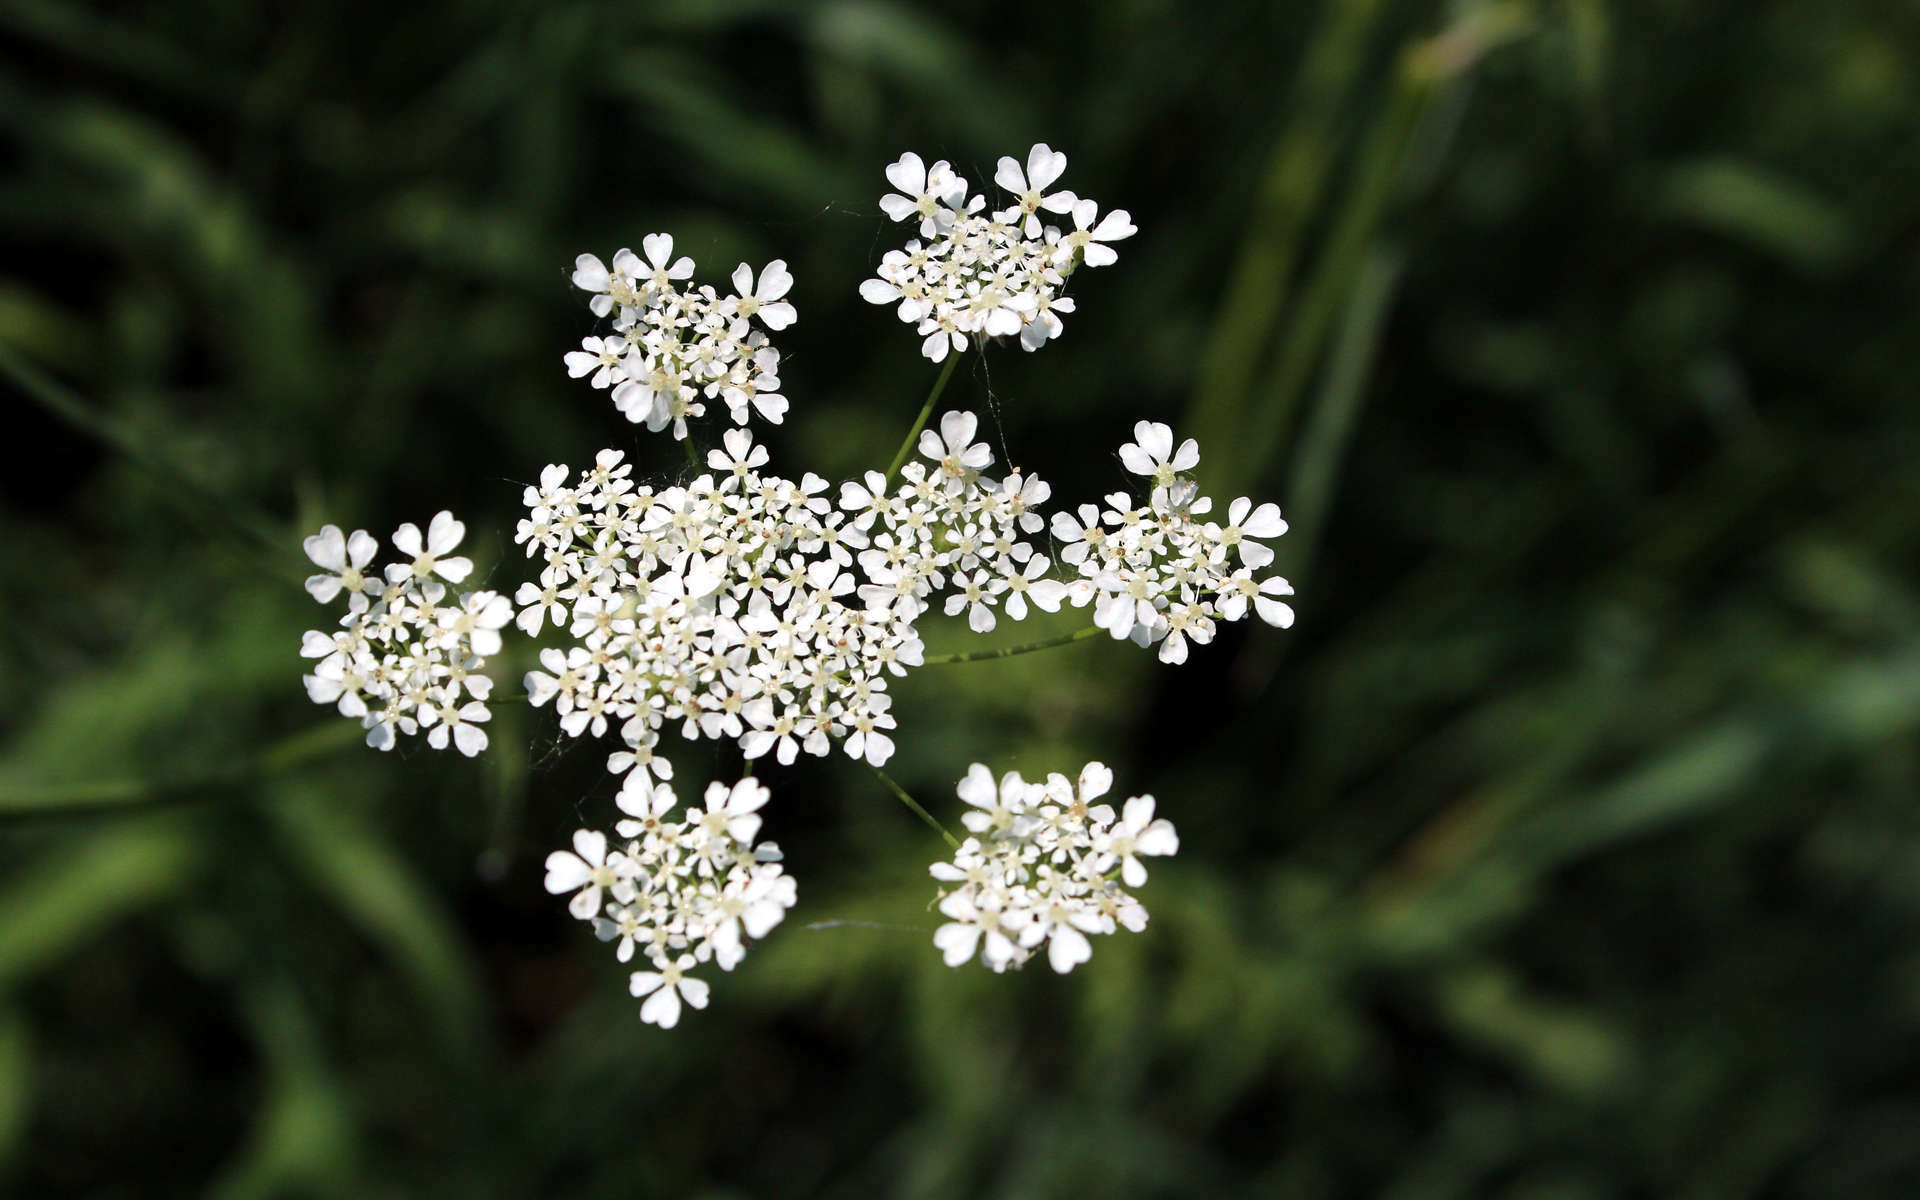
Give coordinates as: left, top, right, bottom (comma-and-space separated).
300, 143, 1300, 1027
549, 775, 796, 1028
298, 512, 503, 755
862, 143, 1134, 360
1051, 422, 1296, 662
568, 238, 793, 432
930, 761, 1173, 974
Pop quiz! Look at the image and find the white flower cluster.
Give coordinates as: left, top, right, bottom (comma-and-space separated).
513, 431, 925, 775
860, 144, 1136, 361
545, 775, 795, 1028
297, 513, 509, 755
931, 762, 1177, 974
844, 409, 1070, 633
567, 234, 793, 435
1053, 421, 1297, 664
298, 143, 1309, 1028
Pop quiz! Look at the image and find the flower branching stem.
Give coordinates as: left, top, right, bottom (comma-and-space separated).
869, 766, 961, 849
884, 353, 962, 488
920, 624, 1105, 665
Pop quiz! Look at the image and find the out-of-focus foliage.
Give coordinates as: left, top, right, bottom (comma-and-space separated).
2, 0, 1918, 1195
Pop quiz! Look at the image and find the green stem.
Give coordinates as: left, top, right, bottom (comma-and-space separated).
0, 719, 364, 822
919, 623, 1104, 666
680, 431, 701, 471
869, 767, 961, 849
884, 353, 962, 488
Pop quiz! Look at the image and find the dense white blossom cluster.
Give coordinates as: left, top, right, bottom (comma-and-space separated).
567, 235, 793, 434
513, 431, 924, 775
930, 762, 1177, 974
298, 513, 508, 755
545, 775, 795, 1028
860, 144, 1136, 361
844, 409, 1070, 632
297, 144, 1307, 1026
1053, 421, 1297, 664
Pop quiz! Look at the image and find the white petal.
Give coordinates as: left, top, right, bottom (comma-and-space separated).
571, 253, 608, 292
640, 984, 681, 1028
1092, 208, 1137, 240
572, 828, 607, 867
346, 530, 378, 568
1135, 819, 1180, 857
933, 922, 981, 967
939, 409, 977, 452
956, 763, 997, 809
1255, 595, 1296, 628
303, 525, 346, 571
426, 510, 465, 556
543, 850, 590, 894
1047, 925, 1091, 974
884, 152, 926, 196
1117, 443, 1157, 476
678, 976, 710, 1010
754, 259, 792, 301
628, 970, 663, 997
391, 522, 423, 558
454, 723, 488, 757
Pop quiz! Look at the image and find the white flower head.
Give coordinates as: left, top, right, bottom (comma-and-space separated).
931, 761, 1175, 974
863, 143, 1133, 359
299, 510, 507, 754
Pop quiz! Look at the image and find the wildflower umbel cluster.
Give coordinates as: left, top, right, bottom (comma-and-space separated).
932, 762, 1177, 974
1058, 421, 1296, 663
299, 514, 509, 755
566, 234, 792, 434
861, 144, 1136, 361
512, 429, 924, 777
545, 776, 796, 1028
297, 144, 1296, 1026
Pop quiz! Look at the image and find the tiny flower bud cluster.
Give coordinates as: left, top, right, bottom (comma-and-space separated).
841, 410, 1071, 632
931, 762, 1178, 974
567, 234, 793, 434
545, 775, 796, 1028
1052, 422, 1298, 663
860, 144, 1136, 362
298, 513, 508, 755
514, 434, 924, 773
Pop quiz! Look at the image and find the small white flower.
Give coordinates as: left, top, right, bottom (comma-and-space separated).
1099, 794, 1179, 887
1057, 198, 1136, 268
387, 511, 473, 584
303, 525, 379, 603
726, 260, 797, 331
879, 152, 965, 234
637, 232, 695, 290
993, 142, 1077, 236
544, 829, 626, 920
1117, 421, 1200, 489
699, 777, 771, 845
629, 954, 709, 1029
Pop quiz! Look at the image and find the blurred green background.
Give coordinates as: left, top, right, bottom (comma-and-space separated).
3, 0, 1918, 1196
